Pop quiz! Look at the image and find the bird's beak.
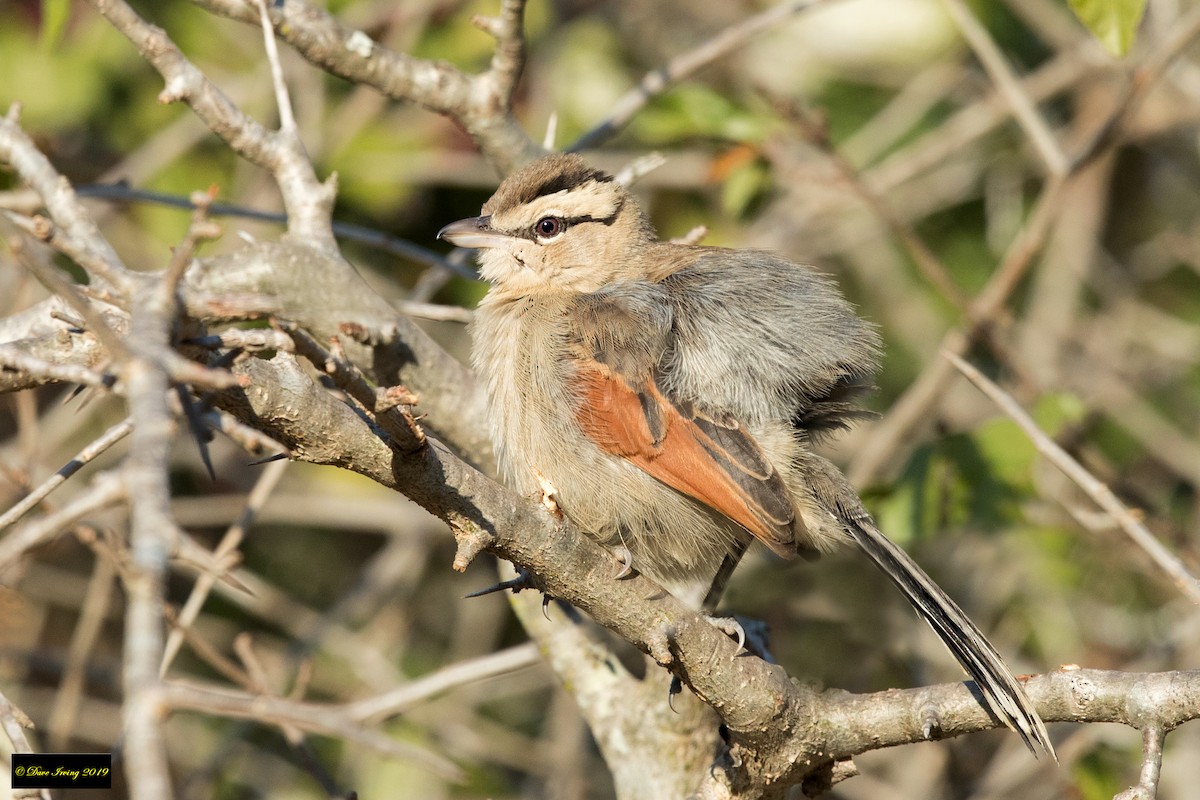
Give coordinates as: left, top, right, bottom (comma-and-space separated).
437, 215, 512, 249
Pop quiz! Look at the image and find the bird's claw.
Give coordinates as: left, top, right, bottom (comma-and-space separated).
610, 544, 634, 579
704, 614, 775, 662
668, 675, 683, 712
704, 614, 747, 657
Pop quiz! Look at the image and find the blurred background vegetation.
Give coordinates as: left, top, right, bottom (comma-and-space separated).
1, 0, 1199, 797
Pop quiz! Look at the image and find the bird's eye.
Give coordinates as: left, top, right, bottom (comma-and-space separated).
534, 217, 564, 239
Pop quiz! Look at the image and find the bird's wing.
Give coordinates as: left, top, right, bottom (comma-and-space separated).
569, 285, 797, 557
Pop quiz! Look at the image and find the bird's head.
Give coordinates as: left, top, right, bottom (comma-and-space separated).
438, 154, 656, 294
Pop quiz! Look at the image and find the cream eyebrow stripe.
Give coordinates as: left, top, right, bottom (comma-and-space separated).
496, 181, 621, 228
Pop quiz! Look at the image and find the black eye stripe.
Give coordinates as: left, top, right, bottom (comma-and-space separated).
544, 214, 608, 233
511, 214, 615, 242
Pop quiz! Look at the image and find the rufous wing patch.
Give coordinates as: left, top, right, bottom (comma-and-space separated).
575, 361, 797, 557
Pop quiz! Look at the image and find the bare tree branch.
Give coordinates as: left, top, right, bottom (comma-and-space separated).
90, 0, 338, 251
570, 0, 831, 151
948, 352, 1200, 604
187, 0, 541, 171
0, 417, 132, 532
941, 0, 1069, 176
162, 679, 463, 778
0, 107, 133, 294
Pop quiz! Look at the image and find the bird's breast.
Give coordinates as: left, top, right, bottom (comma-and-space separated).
471, 293, 590, 492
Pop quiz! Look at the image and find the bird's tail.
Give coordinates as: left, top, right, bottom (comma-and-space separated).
845, 515, 1055, 758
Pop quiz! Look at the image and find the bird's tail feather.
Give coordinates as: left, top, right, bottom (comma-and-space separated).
845, 516, 1056, 759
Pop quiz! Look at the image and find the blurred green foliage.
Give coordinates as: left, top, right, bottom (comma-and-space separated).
1068, 0, 1149, 56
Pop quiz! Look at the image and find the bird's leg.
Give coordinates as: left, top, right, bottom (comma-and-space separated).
701, 546, 744, 611
700, 543, 776, 661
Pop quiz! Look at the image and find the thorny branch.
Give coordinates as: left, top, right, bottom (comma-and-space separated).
90, 0, 338, 251
187, 0, 542, 171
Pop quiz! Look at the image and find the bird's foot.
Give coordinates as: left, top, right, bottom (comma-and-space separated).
703, 614, 746, 655
703, 614, 774, 662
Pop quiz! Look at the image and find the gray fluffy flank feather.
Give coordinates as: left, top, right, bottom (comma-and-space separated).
658, 248, 881, 432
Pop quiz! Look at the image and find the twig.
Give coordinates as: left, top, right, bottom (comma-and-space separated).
188, 0, 541, 170
161, 351, 248, 391
255, 0, 298, 135
765, 94, 969, 310
0, 689, 51, 800
614, 152, 667, 187
121, 376, 177, 800
0, 688, 37, 751
47, 555, 118, 749
0, 107, 134, 294
347, 642, 542, 723
232, 633, 272, 694
89, 0, 338, 250
167, 524, 407, 688
0, 416, 133, 533
947, 352, 1200, 604
164, 188, 222, 297
0, 343, 116, 390
669, 226, 709, 246
282, 322, 425, 452
186, 328, 295, 353
8, 225, 132, 363
1068, 6, 1200, 170
863, 42, 1097, 199
1114, 726, 1166, 800
0, 472, 126, 570
163, 605, 256, 688
117, 162, 215, 799
848, 175, 1067, 486
3, 210, 138, 303
542, 111, 558, 150
941, 0, 1069, 176
570, 0, 831, 151
839, 62, 963, 167
69, 183, 475, 278
474, 0, 528, 103
161, 457, 289, 676
398, 301, 473, 324
203, 408, 290, 457
162, 679, 464, 779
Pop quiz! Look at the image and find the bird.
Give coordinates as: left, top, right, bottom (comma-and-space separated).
438, 152, 1053, 756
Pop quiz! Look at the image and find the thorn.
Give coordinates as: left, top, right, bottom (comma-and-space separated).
919, 704, 942, 740
248, 452, 289, 466
177, 386, 216, 481
464, 567, 538, 598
